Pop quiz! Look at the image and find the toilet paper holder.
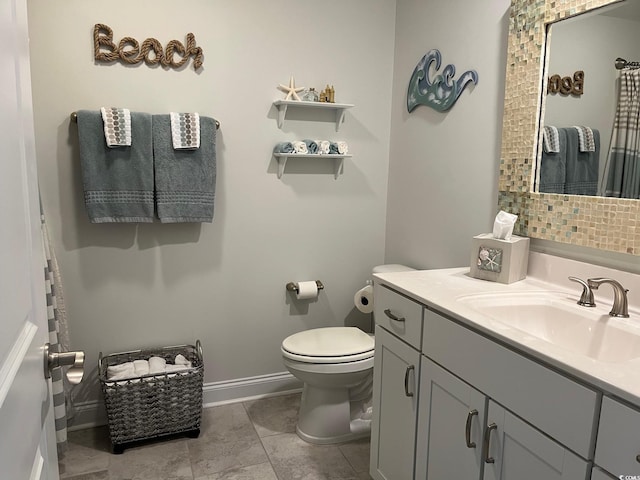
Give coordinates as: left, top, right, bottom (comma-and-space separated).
286, 280, 324, 293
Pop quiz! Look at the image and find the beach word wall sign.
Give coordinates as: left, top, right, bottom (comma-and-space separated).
407, 49, 478, 113
93, 24, 203, 70
547, 71, 584, 96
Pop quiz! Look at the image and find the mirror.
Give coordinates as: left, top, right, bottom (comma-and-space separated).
498, 0, 640, 256
537, 0, 640, 197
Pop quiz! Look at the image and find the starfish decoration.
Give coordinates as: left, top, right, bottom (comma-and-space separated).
278, 76, 304, 101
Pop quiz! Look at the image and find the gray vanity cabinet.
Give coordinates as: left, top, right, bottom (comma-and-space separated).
370, 326, 421, 480
370, 285, 424, 480
371, 282, 597, 480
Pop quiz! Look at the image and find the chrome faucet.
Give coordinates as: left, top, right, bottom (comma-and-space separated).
568, 277, 596, 307
586, 277, 629, 318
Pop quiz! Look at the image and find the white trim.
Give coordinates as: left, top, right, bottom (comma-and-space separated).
67, 371, 302, 431
0, 321, 37, 409
202, 371, 301, 407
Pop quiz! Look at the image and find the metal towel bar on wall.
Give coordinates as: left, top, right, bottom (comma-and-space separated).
69, 111, 220, 129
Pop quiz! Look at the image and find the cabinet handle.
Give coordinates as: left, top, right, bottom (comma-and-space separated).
404, 365, 415, 397
483, 422, 497, 463
384, 309, 405, 322
636, 454, 640, 463
465, 409, 478, 448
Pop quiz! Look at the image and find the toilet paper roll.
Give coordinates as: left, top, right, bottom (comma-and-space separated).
354, 285, 374, 314
296, 281, 319, 300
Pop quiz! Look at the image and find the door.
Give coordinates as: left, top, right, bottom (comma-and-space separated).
483, 402, 589, 480
415, 357, 487, 480
0, 0, 59, 478
370, 327, 421, 480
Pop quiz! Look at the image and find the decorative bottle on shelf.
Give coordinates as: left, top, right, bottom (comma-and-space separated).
303, 88, 319, 102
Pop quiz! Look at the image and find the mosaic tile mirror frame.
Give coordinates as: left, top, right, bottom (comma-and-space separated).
498, 0, 639, 255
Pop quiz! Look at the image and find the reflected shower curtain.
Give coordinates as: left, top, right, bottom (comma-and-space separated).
603, 69, 640, 198
41, 201, 72, 454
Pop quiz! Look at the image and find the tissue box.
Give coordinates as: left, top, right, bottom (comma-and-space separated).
469, 234, 530, 284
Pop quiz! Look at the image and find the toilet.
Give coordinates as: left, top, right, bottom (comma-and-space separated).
281, 264, 414, 444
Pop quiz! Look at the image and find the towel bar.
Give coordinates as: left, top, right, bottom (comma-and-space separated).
286, 280, 324, 293
70, 111, 220, 130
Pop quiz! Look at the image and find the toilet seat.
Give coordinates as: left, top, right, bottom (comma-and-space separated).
282, 327, 374, 364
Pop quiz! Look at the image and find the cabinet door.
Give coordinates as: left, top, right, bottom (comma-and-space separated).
595, 396, 640, 477
483, 402, 590, 480
415, 357, 487, 480
370, 327, 421, 480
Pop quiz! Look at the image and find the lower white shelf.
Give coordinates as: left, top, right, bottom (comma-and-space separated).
273, 153, 353, 179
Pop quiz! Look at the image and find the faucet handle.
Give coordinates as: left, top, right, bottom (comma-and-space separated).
568, 276, 596, 307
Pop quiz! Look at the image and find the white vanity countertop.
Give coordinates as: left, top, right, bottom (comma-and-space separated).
373, 258, 640, 407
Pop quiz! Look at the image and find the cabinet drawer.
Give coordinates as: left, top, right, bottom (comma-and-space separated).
374, 284, 423, 350
596, 397, 640, 476
422, 308, 599, 458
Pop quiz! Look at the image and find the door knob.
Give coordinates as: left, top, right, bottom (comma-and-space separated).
44, 343, 85, 384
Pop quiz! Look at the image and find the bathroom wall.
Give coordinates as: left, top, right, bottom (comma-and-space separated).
27, 0, 396, 414
385, 0, 511, 269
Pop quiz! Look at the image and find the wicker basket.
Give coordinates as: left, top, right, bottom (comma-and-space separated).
98, 341, 204, 453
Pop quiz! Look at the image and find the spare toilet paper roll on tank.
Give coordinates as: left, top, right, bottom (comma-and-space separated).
354, 285, 374, 314
296, 281, 319, 300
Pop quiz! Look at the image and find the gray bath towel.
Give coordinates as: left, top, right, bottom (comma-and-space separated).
77, 110, 154, 223
539, 127, 567, 194
565, 127, 599, 196
152, 115, 217, 223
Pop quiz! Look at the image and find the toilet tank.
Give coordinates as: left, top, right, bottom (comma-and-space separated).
372, 264, 415, 274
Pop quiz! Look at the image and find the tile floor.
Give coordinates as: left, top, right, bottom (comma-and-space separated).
58, 393, 372, 480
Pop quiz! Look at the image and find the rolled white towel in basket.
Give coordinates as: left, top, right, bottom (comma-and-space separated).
149, 356, 166, 374
174, 354, 192, 367
107, 362, 135, 380
133, 359, 150, 376
106, 355, 194, 381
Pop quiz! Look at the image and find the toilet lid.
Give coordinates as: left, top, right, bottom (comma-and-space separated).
282, 327, 374, 358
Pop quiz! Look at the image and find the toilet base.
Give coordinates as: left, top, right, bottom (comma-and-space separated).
295, 384, 372, 445
296, 420, 371, 445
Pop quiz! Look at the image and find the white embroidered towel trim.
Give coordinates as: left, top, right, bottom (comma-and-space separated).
573, 126, 595, 152
170, 112, 200, 149
542, 126, 560, 153
100, 107, 131, 148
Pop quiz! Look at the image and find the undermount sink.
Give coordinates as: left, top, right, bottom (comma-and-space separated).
457, 291, 640, 363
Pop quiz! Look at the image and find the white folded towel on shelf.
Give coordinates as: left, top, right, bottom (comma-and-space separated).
316, 140, 330, 155
291, 141, 308, 154
336, 141, 349, 155
149, 356, 166, 374
100, 107, 132, 148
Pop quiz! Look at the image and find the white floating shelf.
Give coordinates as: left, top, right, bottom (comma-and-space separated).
273, 100, 354, 131
273, 153, 353, 179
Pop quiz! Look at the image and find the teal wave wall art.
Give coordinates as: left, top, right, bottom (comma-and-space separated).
407, 49, 478, 113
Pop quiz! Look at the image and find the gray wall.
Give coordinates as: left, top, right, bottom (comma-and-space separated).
385, 0, 511, 269
27, 0, 396, 406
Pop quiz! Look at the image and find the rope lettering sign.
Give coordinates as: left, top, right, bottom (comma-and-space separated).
93, 24, 203, 70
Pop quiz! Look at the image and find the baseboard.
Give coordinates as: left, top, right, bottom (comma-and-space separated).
66, 371, 302, 432
202, 371, 302, 407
